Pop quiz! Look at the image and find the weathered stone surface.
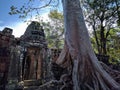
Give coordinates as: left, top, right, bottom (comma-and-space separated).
20, 21, 48, 81
96, 54, 110, 65
7, 46, 21, 85
0, 22, 50, 89
20, 21, 47, 48
51, 63, 65, 80
0, 27, 15, 90
50, 48, 62, 63
35, 78, 73, 90
24, 80, 42, 86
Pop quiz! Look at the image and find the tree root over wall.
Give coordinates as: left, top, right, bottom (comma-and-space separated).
34, 47, 120, 90
55, 44, 120, 90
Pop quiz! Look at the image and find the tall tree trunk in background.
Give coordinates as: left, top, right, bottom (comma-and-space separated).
92, 24, 101, 54
100, 24, 107, 55
56, 0, 120, 90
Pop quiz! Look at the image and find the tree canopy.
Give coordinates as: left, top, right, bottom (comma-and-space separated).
82, 0, 120, 55
43, 10, 64, 48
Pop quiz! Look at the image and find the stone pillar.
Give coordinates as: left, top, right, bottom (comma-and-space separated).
29, 53, 36, 79
37, 51, 42, 79
6, 46, 21, 90
0, 28, 14, 90
8, 47, 19, 80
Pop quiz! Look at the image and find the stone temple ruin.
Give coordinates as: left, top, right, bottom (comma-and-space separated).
0, 21, 120, 90
20, 21, 48, 80
0, 28, 14, 90
0, 21, 53, 90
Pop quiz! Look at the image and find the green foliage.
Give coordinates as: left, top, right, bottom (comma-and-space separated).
107, 28, 120, 63
9, 0, 60, 19
82, 0, 120, 55
41, 10, 64, 49
48, 10, 63, 21
91, 28, 120, 63
9, 5, 31, 19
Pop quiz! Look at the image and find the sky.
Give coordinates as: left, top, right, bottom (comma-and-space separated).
0, 0, 93, 38
0, 0, 53, 37
0, 0, 27, 37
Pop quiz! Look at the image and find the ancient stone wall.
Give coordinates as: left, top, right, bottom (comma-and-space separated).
50, 48, 62, 63
0, 28, 14, 89
20, 21, 48, 81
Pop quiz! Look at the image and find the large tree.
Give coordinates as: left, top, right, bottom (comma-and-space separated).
9, 0, 120, 90
56, 0, 120, 89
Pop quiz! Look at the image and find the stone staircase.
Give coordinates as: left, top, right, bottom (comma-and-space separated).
23, 80, 42, 90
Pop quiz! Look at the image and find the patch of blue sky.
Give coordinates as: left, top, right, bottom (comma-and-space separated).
0, 0, 63, 36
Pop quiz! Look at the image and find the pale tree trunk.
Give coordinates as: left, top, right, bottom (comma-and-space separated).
56, 0, 120, 90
